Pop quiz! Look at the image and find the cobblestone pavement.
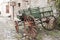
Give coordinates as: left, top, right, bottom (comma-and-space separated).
37, 28, 60, 40
19, 23, 60, 40
0, 17, 60, 40
0, 17, 18, 40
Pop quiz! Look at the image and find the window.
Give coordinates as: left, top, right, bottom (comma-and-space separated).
6, 5, 9, 13
18, 3, 21, 7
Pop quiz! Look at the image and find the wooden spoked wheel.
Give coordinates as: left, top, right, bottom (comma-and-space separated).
42, 17, 56, 30
24, 15, 37, 40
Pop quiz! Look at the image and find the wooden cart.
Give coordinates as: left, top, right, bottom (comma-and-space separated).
22, 6, 56, 30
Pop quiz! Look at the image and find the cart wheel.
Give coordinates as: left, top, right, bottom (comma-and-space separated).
42, 17, 56, 30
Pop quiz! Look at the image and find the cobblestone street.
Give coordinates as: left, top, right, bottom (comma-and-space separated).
0, 17, 18, 40
37, 29, 60, 40
0, 17, 60, 40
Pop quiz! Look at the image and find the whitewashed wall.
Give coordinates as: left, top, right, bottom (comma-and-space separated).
14, 0, 49, 16
0, 0, 13, 18
15, 0, 48, 8
30, 0, 48, 8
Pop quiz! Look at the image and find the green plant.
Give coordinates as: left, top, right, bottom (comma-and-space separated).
56, 16, 60, 27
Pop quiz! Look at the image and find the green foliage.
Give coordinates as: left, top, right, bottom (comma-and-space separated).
55, 0, 60, 10
56, 16, 60, 27
48, 0, 60, 10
